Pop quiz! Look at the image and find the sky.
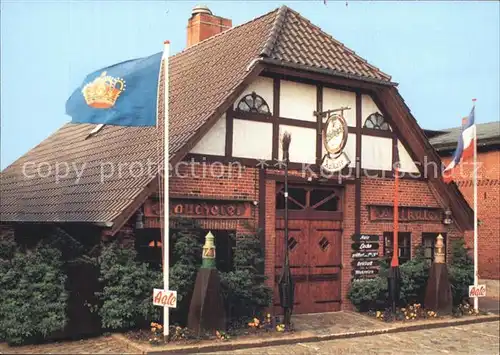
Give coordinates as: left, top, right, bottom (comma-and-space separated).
1, 0, 499, 169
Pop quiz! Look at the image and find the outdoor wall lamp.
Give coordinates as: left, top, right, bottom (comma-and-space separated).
135, 209, 145, 229
443, 208, 452, 225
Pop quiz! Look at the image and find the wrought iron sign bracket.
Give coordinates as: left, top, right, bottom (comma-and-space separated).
313, 106, 352, 121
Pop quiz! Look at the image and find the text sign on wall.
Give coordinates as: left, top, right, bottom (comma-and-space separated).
368, 205, 443, 223
153, 289, 177, 308
351, 234, 379, 242
469, 285, 487, 298
144, 199, 252, 219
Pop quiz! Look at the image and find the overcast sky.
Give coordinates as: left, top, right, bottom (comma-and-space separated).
1, 0, 499, 169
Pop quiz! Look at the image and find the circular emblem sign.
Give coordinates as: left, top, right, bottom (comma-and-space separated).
322, 114, 348, 155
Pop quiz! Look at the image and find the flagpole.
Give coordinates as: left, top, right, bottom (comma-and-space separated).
163, 40, 170, 339
472, 98, 478, 312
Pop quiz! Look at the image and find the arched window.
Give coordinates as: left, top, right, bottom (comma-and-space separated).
363, 113, 391, 131
236, 91, 270, 115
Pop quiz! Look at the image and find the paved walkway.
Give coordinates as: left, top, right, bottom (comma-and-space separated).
209, 321, 500, 355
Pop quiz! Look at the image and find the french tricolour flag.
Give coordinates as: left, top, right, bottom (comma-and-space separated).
442, 106, 476, 183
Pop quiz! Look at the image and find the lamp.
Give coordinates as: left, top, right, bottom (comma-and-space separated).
135, 209, 144, 229
443, 208, 452, 225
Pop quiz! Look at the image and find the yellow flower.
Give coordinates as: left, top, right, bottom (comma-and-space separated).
151, 327, 156, 332
406, 316, 409, 319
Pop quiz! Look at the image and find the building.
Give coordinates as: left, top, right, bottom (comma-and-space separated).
1, 5, 473, 315
429, 122, 500, 280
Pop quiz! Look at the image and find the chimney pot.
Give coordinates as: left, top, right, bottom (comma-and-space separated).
187, 5, 232, 47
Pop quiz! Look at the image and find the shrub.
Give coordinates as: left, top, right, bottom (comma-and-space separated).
449, 239, 474, 306
96, 242, 162, 330
220, 233, 272, 321
399, 246, 430, 305
0, 243, 68, 345
347, 278, 387, 312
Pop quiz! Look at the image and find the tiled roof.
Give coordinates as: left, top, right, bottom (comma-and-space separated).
0, 6, 391, 224
430, 121, 500, 151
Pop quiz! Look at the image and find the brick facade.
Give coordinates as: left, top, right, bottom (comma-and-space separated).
441, 150, 500, 280
146, 162, 468, 313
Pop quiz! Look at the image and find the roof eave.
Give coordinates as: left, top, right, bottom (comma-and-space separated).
260, 57, 398, 87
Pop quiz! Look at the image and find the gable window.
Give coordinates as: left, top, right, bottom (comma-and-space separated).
422, 233, 447, 263
383, 232, 411, 264
236, 91, 270, 115
363, 113, 391, 131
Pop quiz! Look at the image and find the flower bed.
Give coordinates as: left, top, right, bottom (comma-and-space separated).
125, 315, 293, 347
366, 301, 488, 323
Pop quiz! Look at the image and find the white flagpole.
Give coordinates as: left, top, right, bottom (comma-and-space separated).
472, 99, 478, 312
163, 40, 170, 339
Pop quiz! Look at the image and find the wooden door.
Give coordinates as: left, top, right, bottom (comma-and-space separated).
274, 219, 342, 314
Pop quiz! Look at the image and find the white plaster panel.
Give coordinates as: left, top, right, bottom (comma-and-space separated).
321, 133, 356, 168
361, 135, 393, 171
322, 88, 356, 127
279, 125, 316, 164
361, 94, 383, 125
232, 119, 273, 160
234, 76, 274, 114
398, 140, 419, 173
279, 80, 316, 122
190, 114, 226, 155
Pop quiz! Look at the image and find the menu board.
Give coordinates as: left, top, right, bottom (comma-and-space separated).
351, 234, 380, 280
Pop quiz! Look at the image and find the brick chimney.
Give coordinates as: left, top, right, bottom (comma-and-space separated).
187, 5, 232, 47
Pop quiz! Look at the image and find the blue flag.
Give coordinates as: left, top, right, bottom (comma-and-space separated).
66, 52, 162, 127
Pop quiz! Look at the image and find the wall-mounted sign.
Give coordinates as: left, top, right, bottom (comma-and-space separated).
351, 259, 380, 268
351, 268, 379, 277
321, 113, 350, 172
351, 242, 379, 251
144, 198, 252, 219
351, 251, 379, 259
351, 234, 379, 242
368, 205, 443, 223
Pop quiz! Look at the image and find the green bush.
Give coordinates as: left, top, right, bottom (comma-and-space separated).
0, 243, 68, 345
96, 242, 162, 330
220, 233, 272, 320
399, 246, 430, 305
449, 239, 474, 306
347, 278, 387, 312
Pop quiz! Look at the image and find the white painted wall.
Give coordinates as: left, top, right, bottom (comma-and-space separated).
361, 94, 383, 125
234, 76, 274, 114
190, 114, 226, 155
398, 140, 419, 173
232, 119, 273, 160
323, 88, 356, 127
322, 132, 356, 168
279, 80, 316, 122
279, 125, 316, 164
361, 135, 393, 170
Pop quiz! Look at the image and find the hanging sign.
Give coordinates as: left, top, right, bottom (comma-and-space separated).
321, 113, 350, 172
351, 234, 379, 242
469, 285, 487, 298
153, 288, 178, 308
351, 242, 379, 251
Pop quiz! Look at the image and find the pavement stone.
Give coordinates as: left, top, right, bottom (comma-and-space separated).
209, 321, 500, 355
0, 335, 138, 354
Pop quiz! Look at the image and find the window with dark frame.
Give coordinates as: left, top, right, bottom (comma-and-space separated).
422, 233, 447, 263
383, 232, 411, 264
275, 185, 341, 212
235, 91, 270, 115
363, 113, 391, 131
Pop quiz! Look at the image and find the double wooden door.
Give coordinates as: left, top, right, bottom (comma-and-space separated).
274, 219, 342, 314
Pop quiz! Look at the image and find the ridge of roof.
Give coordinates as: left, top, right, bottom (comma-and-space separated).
282, 6, 392, 82
260, 5, 288, 57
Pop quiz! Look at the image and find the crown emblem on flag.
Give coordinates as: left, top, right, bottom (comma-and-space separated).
82, 71, 126, 109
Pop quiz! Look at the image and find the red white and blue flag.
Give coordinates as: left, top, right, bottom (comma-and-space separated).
442, 106, 476, 183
